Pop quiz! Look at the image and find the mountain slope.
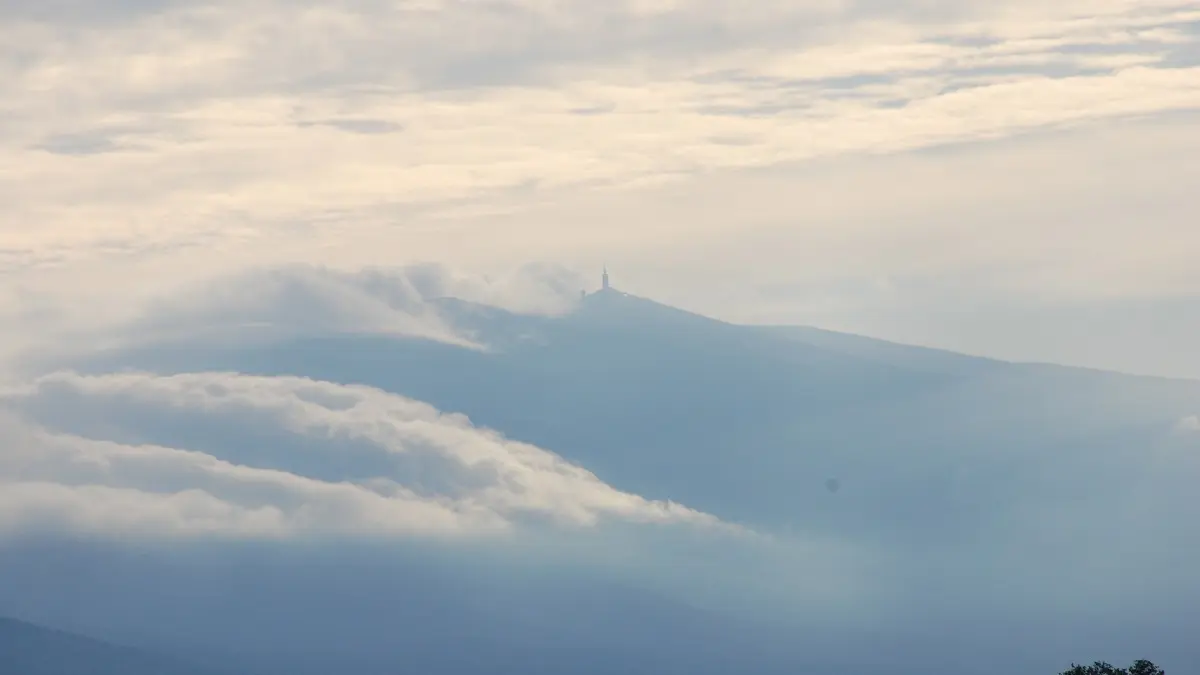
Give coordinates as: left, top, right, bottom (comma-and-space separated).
0, 616, 227, 675
18, 287, 1200, 675
754, 323, 1007, 375
73, 288, 1200, 536
0, 541, 837, 675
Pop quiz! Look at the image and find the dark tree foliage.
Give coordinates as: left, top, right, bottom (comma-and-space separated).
1128, 661, 1167, 675
1060, 660, 1164, 675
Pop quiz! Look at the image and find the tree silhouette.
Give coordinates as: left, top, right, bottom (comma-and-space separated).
1128, 661, 1166, 675
1060, 660, 1164, 675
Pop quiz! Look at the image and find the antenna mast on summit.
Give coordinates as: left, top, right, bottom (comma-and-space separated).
602, 266, 610, 291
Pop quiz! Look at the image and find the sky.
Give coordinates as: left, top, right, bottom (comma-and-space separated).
2, 0, 1199, 376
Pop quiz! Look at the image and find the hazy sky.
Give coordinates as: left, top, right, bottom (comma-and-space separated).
2, 0, 1199, 377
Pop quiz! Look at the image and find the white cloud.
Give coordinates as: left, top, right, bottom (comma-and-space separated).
0, 371, 723, 539
1177, 415, 1200, 432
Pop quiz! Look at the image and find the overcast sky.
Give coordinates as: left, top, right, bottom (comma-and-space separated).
2, 0, 1199, 378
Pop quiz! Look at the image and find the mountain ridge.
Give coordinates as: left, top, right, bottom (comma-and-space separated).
8, 284, 1200, 675
67, 286, 1200, 535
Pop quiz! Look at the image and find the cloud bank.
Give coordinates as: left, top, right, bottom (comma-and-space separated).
0, 370, 720, 540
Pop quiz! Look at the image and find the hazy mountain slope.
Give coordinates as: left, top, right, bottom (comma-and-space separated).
19, 288, 1200, 675
755, 324, 1007, 375
0, 616, 227, 675
72, 287, 1200, 537
0, 540, 844, 675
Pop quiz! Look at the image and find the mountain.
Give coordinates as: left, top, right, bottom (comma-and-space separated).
30, 286, 1197, 675
0, 616, 227, 675
75, 287, 1200, 536
0, 540, 850, 675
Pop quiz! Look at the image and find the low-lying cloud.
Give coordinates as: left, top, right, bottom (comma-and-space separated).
0, 370, 720, 540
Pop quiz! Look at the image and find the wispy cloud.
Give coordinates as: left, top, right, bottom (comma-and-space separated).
0, 262, 586, 372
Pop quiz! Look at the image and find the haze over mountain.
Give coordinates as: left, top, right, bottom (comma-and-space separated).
3, 265, 1198, 674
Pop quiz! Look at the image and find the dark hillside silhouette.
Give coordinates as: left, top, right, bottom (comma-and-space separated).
0, 617, 226, 675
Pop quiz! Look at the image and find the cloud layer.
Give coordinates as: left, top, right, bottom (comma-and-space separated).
2, 0, 1198, 273
0, 370, 719, 539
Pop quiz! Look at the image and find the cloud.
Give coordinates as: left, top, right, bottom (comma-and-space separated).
1, 0, 1198, 275
1, 262, 589, 374
131, 264, 478, 348
0, 370, 722, 540
1177, 414, 1200, 432
377, 261, 587, 316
